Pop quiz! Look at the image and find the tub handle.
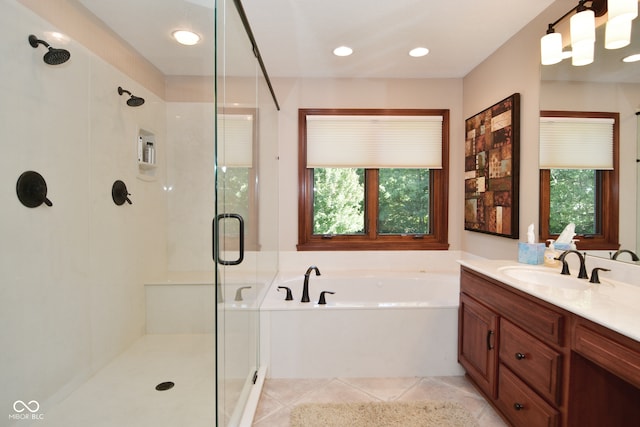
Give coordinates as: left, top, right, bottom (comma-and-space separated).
234, 286, 251, 302
486, 330, 494, 350
318, 291, 335, 305
277, 286, 293, 301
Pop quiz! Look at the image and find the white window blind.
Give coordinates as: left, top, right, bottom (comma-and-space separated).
539, 116, 614, 169
306, 115, 443, 168
217, 113, 254, 167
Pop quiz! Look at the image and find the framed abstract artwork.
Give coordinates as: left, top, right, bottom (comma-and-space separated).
464, 93, 520, 238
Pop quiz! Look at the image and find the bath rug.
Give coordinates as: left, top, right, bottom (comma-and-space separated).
290, 400, 479, 427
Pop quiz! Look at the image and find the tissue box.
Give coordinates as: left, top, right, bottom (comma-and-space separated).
554, 242, 571, 251
518, 242, 545, 265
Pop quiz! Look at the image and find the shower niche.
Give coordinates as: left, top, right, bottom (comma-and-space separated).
137, 128, 157, 179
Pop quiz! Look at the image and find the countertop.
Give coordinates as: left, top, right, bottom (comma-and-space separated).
458, 259, 640, 343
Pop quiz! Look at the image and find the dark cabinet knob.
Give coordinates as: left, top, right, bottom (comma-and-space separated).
515, 352, 526, 360
514, 403, 524, 411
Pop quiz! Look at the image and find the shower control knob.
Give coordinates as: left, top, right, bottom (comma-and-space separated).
112, 180, 132, 205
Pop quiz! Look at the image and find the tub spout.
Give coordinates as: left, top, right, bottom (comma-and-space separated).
302, 265, 321, 302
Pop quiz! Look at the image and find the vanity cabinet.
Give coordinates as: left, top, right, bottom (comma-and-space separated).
459, 266, 640, 427
458, 293, 498, 398
459, 267, 565, 426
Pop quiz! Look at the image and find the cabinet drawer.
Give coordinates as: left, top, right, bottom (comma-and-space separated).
500, 319, 562, 404
461, 268, 564, 345
574, 323, 640, 389
497, 366, 559, 427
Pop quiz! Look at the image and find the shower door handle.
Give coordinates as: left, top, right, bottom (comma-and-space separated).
212, 213, 245, 266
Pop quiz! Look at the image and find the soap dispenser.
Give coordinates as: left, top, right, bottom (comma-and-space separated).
544, 240, 560, 268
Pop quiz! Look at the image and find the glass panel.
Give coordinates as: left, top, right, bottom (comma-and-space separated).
216, 0, 279, 424
379, 169, 430, 234
549, 169, 597, 235
312, 168, 365, 234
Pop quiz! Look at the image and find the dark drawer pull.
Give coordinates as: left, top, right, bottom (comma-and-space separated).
515, 352, 526, 360
487, 330, 494, 350
514, 403, 524, 411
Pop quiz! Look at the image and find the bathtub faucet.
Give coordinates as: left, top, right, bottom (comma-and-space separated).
302, 265, 321, 302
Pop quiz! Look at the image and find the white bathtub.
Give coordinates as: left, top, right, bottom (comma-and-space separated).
260, 270, 464, 378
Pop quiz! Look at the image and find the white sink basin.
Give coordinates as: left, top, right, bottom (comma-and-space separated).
498, 266, 592, 291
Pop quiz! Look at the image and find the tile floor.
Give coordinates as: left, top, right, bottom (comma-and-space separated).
33, 334, 506, 427
252, 376, 507, 426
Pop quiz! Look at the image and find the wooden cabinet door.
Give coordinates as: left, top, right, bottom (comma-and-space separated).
459, 293, 499, 398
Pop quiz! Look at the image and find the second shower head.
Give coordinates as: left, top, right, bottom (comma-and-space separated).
118, 86, 145, 107
29, 34, 70, 65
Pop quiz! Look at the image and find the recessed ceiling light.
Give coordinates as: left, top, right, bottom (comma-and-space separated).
409, 47, 429, 57
333, 46, 353, 57
622, 53, 640, 63
172, 30, 201, 46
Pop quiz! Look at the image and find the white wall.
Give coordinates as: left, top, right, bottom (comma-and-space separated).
273, 77, 465, 260
165, 102, 215, 273
461, 0, 575, 259
0, 1, 168, 418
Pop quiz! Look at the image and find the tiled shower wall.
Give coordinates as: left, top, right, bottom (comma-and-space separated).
0, 1, 168, 420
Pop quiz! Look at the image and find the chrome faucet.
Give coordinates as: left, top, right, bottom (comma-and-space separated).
556, 250, 589, 279
611, 249, 639, 262
302, 265, 321, 302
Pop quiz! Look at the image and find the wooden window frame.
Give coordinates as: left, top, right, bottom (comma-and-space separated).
297, 108, 449, 251
539, 110, 620, 251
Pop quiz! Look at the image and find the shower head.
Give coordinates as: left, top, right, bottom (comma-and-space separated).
29, 34, 70, 65
117, 86, 145, 107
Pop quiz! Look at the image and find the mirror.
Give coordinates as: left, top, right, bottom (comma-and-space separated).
540, 14, 640, 264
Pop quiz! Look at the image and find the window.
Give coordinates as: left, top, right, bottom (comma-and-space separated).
298, 109, 449, 250
539, 111, 619, 250
217, 110, 258, 251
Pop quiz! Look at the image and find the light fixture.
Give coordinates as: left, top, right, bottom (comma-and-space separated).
541, 25, 563, 65
605, 17, 632, 49
409, 47, 429, 57
172, 30, 200, 46
572, 39, 595, 65
570, 1, 595, 65
333, 46, 353, 57
607, 0, 638, 22
622, 53, 640, 62
540, 0, 637, 67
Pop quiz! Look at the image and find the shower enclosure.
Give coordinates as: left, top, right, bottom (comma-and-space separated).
216, 0, 280, 424
1, 0, 277, 425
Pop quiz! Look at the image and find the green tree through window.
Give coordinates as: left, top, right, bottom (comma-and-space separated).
379, 169, 430, 234
313, 168, 364, 234
549, 169, 596, 235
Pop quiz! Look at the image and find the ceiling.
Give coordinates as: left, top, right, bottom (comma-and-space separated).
76, 0, 556, 79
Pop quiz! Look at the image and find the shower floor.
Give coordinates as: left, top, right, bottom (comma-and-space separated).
40, 334, 215, 427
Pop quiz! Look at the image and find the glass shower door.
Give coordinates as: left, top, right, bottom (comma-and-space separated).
215, 0, 279, 424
